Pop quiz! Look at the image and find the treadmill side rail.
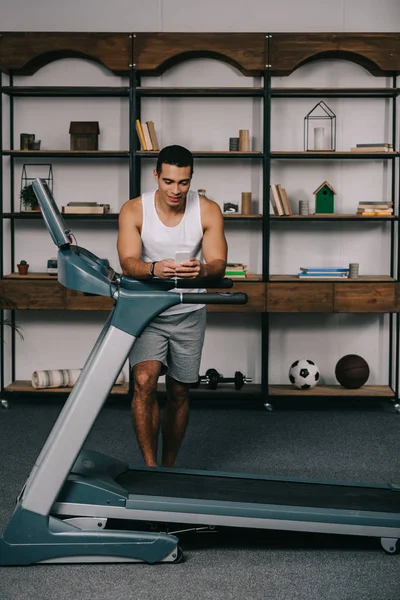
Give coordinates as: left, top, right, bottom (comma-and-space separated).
0, 505, 179, 566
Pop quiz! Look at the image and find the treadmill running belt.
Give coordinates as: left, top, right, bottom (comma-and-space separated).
116, 470, 400, 513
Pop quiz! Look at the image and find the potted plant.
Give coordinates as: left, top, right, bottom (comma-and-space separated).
17, 260, 29, 275
0, 296, 22, 337
20, 184, 39, 211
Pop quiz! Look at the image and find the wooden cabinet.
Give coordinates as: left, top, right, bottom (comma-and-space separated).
1, 31, 400, 404
267, 283, 333, 313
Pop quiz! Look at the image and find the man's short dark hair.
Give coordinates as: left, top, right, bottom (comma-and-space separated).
156, 145, 194, 176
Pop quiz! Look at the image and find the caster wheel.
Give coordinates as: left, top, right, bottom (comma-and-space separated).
381, 538, 399, 554
1, 399, 9, 410
263, 402, 273, 412
394, 403, 400, 414
173, 546, 185, 563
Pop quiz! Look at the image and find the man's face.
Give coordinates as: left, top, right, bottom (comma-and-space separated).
154, 164, 192, 208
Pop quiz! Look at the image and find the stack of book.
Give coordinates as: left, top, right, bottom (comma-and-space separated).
270, 184, 292, 216
356, 201, 393, 217
298, 267, 349, 279
135, 120, 160, 151
350, 143, 394, 153
225, 263, 247, 278
62, 202, 111, 214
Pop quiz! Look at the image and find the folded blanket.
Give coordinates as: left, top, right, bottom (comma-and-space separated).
31, 369, 125, 389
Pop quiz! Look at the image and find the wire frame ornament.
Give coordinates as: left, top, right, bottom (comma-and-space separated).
304, 101, 336, 152
20, 164, 53, 211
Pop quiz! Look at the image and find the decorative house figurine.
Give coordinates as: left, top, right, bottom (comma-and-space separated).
304, 101, 336, 152
69, 122, 100, 150
313, 181, 336, 214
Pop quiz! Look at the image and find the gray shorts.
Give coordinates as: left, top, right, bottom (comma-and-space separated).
129, 307, 206, 383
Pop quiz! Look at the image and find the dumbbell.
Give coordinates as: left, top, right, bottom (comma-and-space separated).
193, 368, 252, 390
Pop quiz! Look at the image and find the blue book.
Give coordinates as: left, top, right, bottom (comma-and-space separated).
300, 267, 349, 273
298, 273, 348, 278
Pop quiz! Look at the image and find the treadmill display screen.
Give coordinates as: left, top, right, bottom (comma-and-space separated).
32, 178, 72, 248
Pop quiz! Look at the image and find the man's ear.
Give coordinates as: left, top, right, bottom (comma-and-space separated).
153, 169, 159, 182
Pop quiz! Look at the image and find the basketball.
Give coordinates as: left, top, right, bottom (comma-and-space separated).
335, 354, 370, 389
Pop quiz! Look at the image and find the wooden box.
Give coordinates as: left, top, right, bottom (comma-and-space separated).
69, 121, 100, 151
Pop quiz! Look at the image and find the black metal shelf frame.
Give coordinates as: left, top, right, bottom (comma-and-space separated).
1, 86, 130, 97
1, 38, 400, 408
266, 71, 400, 407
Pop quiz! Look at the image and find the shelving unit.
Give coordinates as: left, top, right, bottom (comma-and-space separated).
1, 31, 400, 409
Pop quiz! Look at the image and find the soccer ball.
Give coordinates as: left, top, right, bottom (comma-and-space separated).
289, 359, 320, 390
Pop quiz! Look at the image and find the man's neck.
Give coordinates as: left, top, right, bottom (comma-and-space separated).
155, 190, 187, 216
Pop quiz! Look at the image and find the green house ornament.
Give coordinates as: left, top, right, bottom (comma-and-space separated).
313, 181, 336, 214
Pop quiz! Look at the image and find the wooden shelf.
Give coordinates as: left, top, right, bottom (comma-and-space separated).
4, 381, 394, 399
136, 87, 264, 97
137, 151, 263, 158
3, 272, 57, 279
270, 214, 396, 221
270, 275, 396, 282
224, 213, 262, 219
2, 150, 129, 158
228, 275, 262, 281
271, 87, 400, 98
1, 86, 130, 97
158, 382, 261, 395
269, 385, 394, 397
4, 380, 129, 395
2, 212, 119, 220
271, 151, 398, 159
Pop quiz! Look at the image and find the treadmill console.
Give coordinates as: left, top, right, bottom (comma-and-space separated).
32, 178, 118, 296
31, 178, 72, 248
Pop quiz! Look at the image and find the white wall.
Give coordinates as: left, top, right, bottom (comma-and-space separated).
0, 0, 399, 32
1, 1, 399, 389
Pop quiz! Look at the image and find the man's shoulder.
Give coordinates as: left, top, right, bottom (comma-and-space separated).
199, 194, 222, 214
119, 196, 143, 223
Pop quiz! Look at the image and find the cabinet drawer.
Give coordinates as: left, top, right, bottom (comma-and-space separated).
206, 282, 266, 312
0, 279, 66, 310
267, 283, 333, 312
66, 290, 114, 311
334, 283, 397, 313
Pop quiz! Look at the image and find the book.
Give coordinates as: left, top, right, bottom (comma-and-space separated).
299, 268, 349, 279
270, 185, 285, 216
142, 123, 153, 150
357, 204, 392, 209
277, 184, 292, 216
135, 119, 147, 150
298, 273, 349, 279
350, 146, 394, 153
62, 204, 110, 214
226, 272, 247, 278
225, 262, 247, 278
358, 207, 392, 212
356, 143, 392, 148
67, 202, 98, 206
146, 121, 160, 152
360, 211, 393, 217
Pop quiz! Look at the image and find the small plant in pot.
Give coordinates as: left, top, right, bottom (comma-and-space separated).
17, 260, 29, 275
20, 184, 40, 211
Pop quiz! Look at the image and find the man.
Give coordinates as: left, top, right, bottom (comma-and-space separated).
117, 145, 227, 467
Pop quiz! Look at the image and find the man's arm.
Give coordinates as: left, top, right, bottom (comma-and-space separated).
175, 198, 227, 280
117, 199, 151, 279
200, 199, 227, 279
117, 199, 176, 279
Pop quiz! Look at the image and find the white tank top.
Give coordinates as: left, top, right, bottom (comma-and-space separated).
141, 189, 205, 315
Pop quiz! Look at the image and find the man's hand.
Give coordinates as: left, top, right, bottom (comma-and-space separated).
175, 258, 205, 279
154, 258, 177, 279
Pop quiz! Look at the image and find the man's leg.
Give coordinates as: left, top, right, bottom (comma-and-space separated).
132, 360, 162, 467
161, 376, 190, 468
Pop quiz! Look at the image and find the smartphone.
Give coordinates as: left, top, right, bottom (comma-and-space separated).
175, 251, 191, 264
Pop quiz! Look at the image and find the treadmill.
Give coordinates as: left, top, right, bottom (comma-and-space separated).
1, 179, 400, 566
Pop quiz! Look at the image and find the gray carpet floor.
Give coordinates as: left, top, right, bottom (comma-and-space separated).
1, 398, 400, 600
